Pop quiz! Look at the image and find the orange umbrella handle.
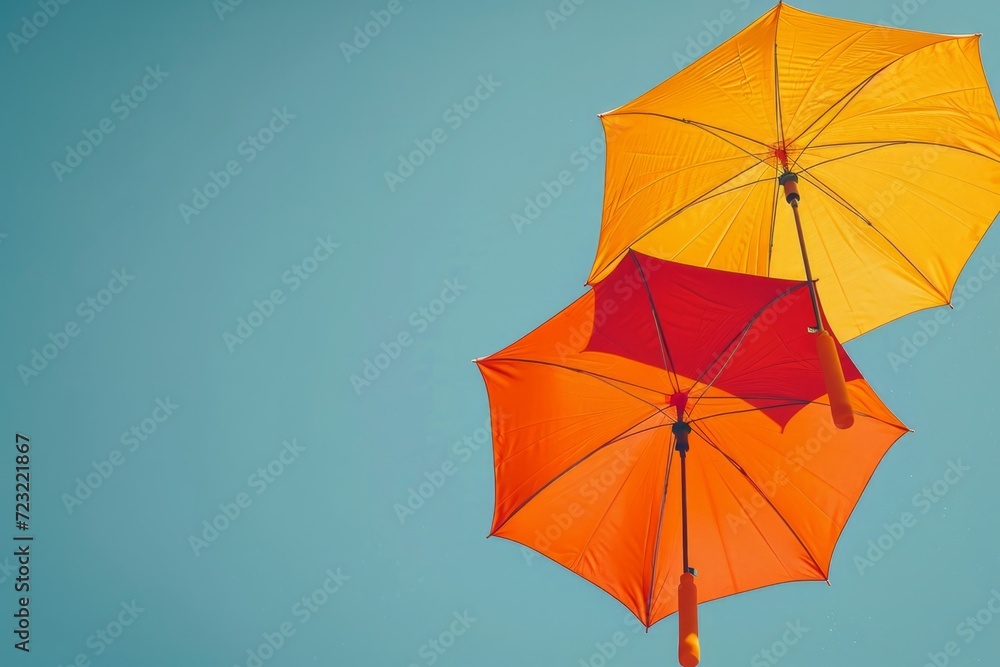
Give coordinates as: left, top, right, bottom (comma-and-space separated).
678, 572, 700, 667
816, 330, 854, 429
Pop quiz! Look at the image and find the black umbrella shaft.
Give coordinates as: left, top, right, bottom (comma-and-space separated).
680, 447, 689, 573
790, 201, 825, 333
673, 420, 693, 574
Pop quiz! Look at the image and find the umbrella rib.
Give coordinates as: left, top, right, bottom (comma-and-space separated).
766, 178, 780, 275
774, 40, 785, 149
491, 416, 670, 536
629, 250, 680, 393
694, 171, 766, 272
612, 154, 758, 215
594, 161, 767, 280
687, 325, 759, 415
796, 141, 901, 173
688, 397, 901, 426
660, 175, 778, 238
686, 396, 904, 431
688, 401, 812, 423
704, 442, 793, 577
697, 438, 740, 594
787, 80, 873, 171
805, 144, 998, 224
611, 111, 774, 154
687, 422, 827, 579
797, 170, 949, 303
645, 434, 677, 624
586, 304, 685, 372
802, 139, 1000, 168
571, 433, 661, 572
785, 67, 886, 163
687, 283, 809, 392
487, 357, 670, 408
693, 394, 819, 401
786, 36, 956, 169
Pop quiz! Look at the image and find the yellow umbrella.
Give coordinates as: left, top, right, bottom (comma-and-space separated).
590, 2, 1000, 344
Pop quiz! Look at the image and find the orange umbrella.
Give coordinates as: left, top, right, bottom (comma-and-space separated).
589, 3, 1000, 344
476, 252, 907, 666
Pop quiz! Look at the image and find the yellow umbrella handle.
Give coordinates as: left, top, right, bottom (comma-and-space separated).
678, 572, 700, 666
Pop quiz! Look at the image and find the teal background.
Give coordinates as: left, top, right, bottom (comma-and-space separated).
2, 0, 999, 665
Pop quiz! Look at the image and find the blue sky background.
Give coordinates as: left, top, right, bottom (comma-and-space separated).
2, 0, 999, 665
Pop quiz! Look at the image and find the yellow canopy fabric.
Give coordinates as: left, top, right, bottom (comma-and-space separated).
591, 2, 1000, 340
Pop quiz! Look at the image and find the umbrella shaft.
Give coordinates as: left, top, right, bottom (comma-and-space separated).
790, 201, 824, 332
680, 447, 689, 573
673, 420, 693, 574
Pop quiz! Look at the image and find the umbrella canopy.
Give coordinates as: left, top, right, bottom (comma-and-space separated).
476, 252, 908, 645
589, 2, 1000, 341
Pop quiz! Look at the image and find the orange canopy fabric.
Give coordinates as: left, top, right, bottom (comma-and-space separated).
477, 253, 907, 627
590, 2, 1000, 340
